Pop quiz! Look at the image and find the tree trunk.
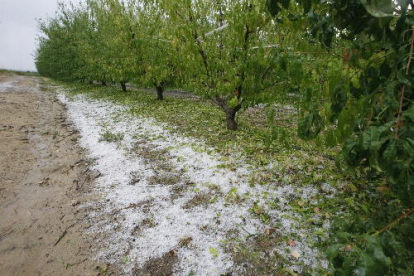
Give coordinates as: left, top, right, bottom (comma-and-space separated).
156, 86, 164, 101
214, 96, 241, 131
121, 81, 127, 92
225, 109, 238, 131
102, 81, 107, 86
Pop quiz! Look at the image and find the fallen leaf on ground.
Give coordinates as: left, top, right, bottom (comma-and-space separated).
291, 251, 300, 259
287, 240, 296, 246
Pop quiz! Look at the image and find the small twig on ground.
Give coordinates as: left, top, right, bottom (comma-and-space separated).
54, 222, 76, 246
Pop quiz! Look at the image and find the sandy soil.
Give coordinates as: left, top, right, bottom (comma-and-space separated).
0, 73, 109, 276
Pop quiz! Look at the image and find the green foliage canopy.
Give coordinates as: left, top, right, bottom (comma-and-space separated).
267, 0, 414, 274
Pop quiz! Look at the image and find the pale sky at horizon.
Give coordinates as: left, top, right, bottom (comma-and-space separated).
0, 0, 83, 71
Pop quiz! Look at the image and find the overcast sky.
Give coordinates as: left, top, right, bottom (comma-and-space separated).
0, 0, 82, 71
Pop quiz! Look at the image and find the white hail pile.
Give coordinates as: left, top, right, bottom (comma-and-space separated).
0, 80, 21, 93
0, 76, 40, 93
59, 92, 330, 275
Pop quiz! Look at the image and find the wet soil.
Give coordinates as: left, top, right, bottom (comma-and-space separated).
0, 73, 108, 276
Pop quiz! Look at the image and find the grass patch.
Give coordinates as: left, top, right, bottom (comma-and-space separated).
0, 68, 40, 77
99, 130, 124, 143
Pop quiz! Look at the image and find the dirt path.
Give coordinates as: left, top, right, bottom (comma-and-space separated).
0, 73, 108, 276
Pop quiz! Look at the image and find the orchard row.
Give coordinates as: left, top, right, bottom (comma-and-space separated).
36, 0, 326, 130
36, 0, 414, 274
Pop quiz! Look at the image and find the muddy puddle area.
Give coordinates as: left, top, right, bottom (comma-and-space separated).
0, 73, 111, 276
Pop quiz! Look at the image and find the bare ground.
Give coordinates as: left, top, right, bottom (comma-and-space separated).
0, 73, 110, 276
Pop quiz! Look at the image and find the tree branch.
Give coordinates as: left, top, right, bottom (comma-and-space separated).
394, 29, 414, 139
196, 23, 229, 43
405, 28, 414, 75
372, 207, 414, 236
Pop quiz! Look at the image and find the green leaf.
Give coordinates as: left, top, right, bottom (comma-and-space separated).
209, 247, 219, 258
280, 0, 290, 9
303, 0, 312, 14
227, 96, 239, 109
403, 106, 414, 122
403, 138, 414, 156
356, 251, 376, 276
298, 111, 323, 140
326, 244, 341, 262
322, 26, 334, 47
373, 244, 391, 266
279, 56, 288, 72
266, 0, 289, 16
383, 140, 397, 160
325, 129, 337, 147
337, 231, 353, 240
406, 13, 414, 25
360, 0, 395, 17
289, 61, 303, 79
397, 70, 412, 86
267, 0, 281, 16
331, 85, 347, 117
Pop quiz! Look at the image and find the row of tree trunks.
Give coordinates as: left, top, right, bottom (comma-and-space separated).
91, 81, 241, 130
